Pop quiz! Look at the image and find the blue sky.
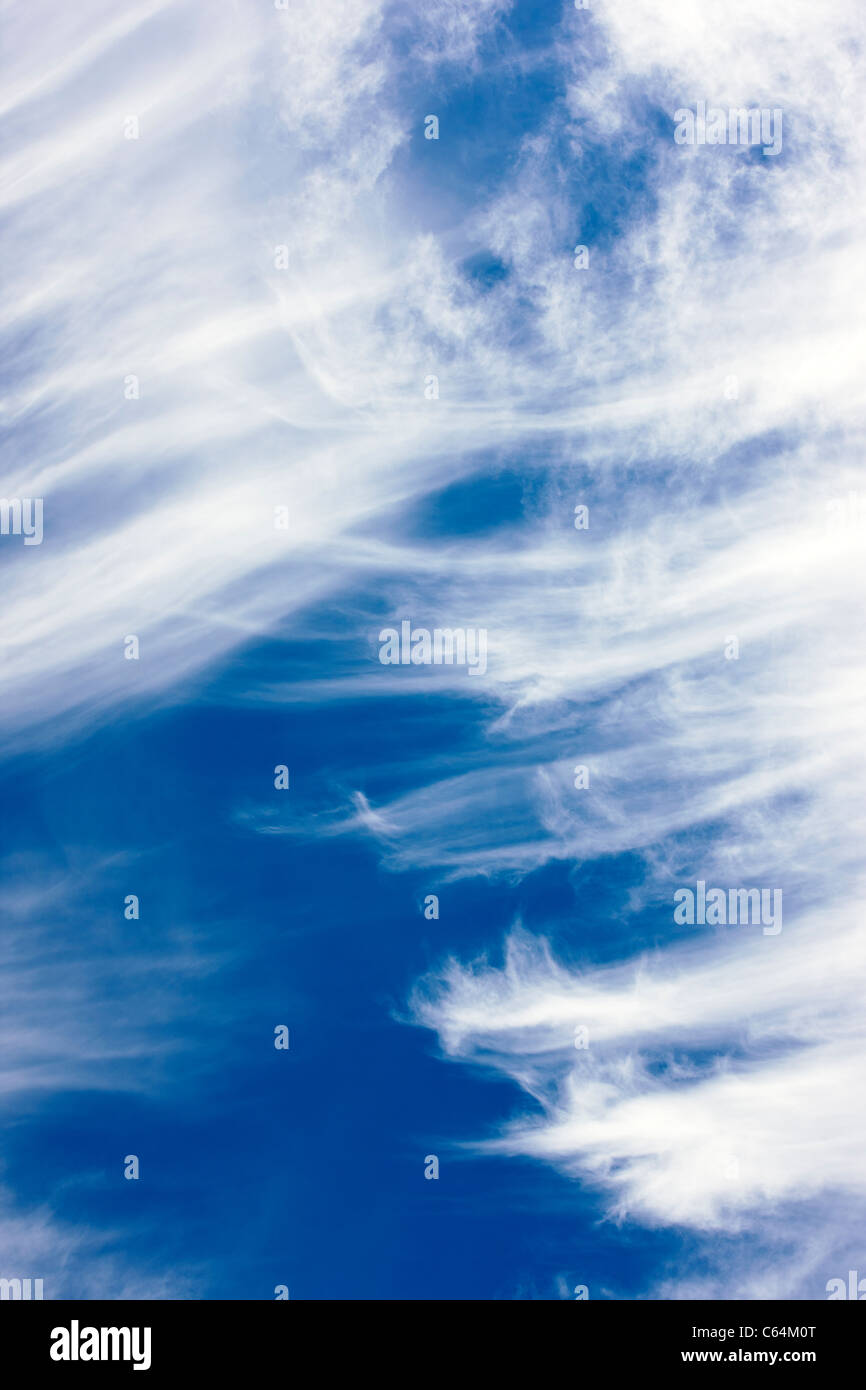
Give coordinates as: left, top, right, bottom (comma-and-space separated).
1, 0, 865, 1300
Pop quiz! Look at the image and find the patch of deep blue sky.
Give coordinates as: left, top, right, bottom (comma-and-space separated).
0, 3, 787, 1299
5, 689, 688, 1298
3, 578, 784, 1299
392, 6, 660, 267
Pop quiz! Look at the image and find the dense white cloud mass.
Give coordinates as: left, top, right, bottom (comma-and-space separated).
2, 0, 864, 1298
3, 0, 863, 736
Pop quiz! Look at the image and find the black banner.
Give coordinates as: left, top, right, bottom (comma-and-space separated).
0, 1300, 861, 1376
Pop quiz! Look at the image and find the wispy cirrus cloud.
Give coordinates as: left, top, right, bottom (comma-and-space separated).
2, 0, 865, 1301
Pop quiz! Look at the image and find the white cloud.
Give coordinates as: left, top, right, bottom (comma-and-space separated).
3, 0, 865, 1300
